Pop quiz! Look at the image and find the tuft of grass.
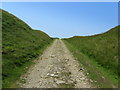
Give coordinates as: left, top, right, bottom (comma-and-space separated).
2, 9, 53, 88
63, 26, 119, 88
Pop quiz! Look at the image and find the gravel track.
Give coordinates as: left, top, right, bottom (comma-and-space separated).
20, 39, 92, 88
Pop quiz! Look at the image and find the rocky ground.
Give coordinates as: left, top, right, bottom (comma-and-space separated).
19, 39, 93, 88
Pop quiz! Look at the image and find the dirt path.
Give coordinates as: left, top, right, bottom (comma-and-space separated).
19, 39, 92, 88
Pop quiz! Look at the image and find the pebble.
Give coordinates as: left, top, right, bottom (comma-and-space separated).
50, 74, 58, 77
50, 55, 55, 58
47, 73, 58, 77
102, 76, 105, 79
80, 78, 85, 80
86, 73, 89, 75
79, 68, 83, 71
56, 71, 60, 74
75, 65, 77, 67
90, 79, 93, 82
55, 79, 65, 84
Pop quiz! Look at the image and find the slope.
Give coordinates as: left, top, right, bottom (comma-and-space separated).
63, 26, 119, 88
2, 9, 53, 88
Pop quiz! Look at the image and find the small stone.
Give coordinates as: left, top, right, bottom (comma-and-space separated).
102, 76, 105, 79
56, 71, 60, 74
59, 68, 62, 70
55, 79, 65, 84
47, 73, 50, 76
86, 73, 89, 75
75, 65, 77, 67
80, 78, 85, 80
50, 55, 55, 58
50, 74, 58, 77
65, 58, 69, 61
90, 79, 93, 82
47, 73, 58, 77
79, 68, 83, 71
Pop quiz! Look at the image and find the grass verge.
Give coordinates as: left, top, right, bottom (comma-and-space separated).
63, 40, 118, 88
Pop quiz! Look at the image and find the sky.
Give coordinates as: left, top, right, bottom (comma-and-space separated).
2, 2, 118, 38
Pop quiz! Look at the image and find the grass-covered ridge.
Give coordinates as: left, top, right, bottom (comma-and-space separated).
63, 26, 119, 88
2, 9, 53, 88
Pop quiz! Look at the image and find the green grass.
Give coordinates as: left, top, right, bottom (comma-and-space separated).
63, 26, 119, 88
2, 9, 53, 88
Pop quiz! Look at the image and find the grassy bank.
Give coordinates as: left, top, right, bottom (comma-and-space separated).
2, 9, 53, 88
63, 26, 119, 88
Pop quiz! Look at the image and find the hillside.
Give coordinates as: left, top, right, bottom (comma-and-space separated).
63, 26, 119, 87
2, 9, 53, 87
